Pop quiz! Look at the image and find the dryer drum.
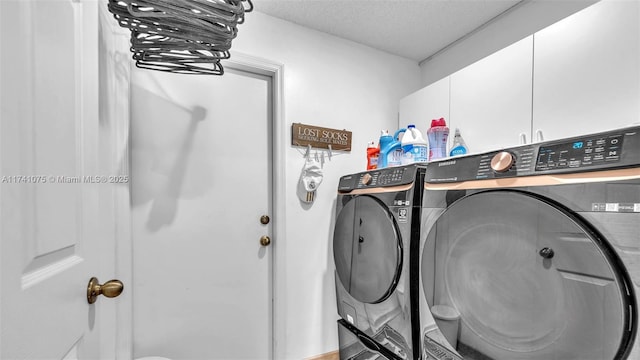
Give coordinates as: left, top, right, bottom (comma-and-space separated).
422, 190, 635, 360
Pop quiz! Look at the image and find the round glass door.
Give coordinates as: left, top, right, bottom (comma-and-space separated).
422, 190, 633, 359
334, 195, 402, 304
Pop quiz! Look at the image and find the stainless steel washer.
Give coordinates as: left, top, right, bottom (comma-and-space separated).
420, 126, 640, 359
333, 164, 426, 360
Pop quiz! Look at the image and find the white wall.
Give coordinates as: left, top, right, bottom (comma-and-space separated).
231, 12, 421, 359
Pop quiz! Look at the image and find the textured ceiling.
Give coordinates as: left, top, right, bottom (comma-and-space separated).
254, 0, 524, 62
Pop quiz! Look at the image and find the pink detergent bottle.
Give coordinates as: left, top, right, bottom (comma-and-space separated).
427, 118, 449, 161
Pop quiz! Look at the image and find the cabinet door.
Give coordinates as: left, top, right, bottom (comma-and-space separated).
449, 36, 533, 154
399, 76, 450, 139
533, 0, 640, 142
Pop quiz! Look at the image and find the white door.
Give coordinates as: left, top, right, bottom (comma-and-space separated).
1, 1, 128, 359
130, 65, 273, 359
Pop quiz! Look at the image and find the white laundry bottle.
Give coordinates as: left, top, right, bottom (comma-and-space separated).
401, 125, 428, 164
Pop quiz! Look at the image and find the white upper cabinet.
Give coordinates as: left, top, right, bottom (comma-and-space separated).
533, 0, 640, 142
400, 0, 639, 156
399, 76, 450, 139
449, 36, 533, 154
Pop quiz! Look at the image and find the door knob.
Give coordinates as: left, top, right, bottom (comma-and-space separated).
539, 247, 555, 259
260, 235, 271, 246
87, 277, 124, 304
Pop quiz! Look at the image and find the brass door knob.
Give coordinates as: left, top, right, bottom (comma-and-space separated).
87, 277, 124, 304
260, 235, 271, 246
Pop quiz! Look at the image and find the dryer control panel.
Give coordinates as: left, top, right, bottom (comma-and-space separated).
426, 126, 640, 183
338, 164, 425, 192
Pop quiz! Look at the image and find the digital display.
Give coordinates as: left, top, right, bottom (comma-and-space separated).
536, 135, 623, 171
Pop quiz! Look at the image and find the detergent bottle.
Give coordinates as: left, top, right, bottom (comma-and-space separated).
366, 141, 379, 170
427, 118, 449, 161
401, 124, 428, 164
449, 128, 468, 157
379, 128, 406, 168
377, 130, 393, 169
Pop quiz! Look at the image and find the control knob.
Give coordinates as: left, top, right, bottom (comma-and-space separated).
361, 173, 373, 185
491, 151, 515, 173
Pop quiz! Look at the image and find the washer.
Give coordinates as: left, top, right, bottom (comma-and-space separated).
333, 164, 426, 360
419, 126, 640, 360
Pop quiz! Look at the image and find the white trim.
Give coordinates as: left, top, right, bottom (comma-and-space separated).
100, 0, 134, 356
0, 2, 3, 355
223, 53, 286, 360
115, 59, 133, 360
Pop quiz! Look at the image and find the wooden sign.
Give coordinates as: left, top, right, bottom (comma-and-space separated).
291, 123, 352, 151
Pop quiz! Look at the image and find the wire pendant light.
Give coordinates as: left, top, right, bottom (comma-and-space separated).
107, 0, 253, 75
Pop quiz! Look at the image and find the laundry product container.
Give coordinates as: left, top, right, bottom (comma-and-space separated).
431, 305, 460, 349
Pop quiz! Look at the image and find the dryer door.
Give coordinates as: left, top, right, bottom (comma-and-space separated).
334, 195, 402, 304
422, 190, 633, 360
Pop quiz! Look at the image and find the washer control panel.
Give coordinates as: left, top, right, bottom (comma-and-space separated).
338, 164, 425, 192
535, 133, 623, 171
426, 126, 640, 183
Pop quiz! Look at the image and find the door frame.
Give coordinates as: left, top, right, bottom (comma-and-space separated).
115, 52, 285, 359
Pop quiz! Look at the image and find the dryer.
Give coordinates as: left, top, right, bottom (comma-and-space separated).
333, 164, 430, 360
419, 126, 640, 359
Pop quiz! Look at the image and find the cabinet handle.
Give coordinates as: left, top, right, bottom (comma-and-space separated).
519, 133, 527, 145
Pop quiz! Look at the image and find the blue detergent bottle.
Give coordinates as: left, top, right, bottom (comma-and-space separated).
449, 128, 468, 157
379, 128, 406, 168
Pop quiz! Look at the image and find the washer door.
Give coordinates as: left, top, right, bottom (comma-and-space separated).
334, 195, 402, 304
422, 190, 633, 359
